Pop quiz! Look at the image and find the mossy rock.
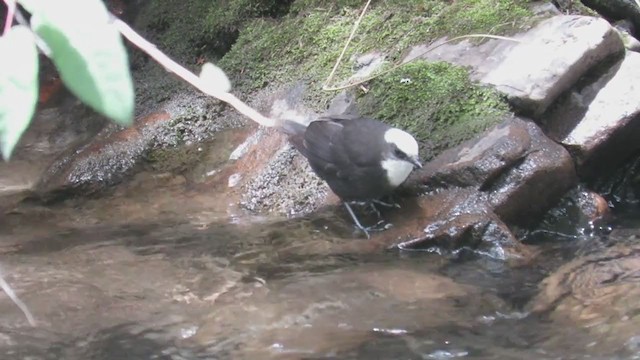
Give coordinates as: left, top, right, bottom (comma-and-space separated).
358, 61, 509, 161
144, 143, 208, 174
219, 0, 532, 100
136, 0, 533, 161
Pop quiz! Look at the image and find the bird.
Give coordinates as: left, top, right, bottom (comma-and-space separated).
281, 115, 422, 238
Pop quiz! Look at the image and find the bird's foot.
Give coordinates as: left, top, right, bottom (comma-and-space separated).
344, 202, 393, 239
352, 221, 392, 239
371, 199, 401, 209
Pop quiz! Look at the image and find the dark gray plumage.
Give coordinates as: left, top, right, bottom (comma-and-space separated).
282, 115, 422, 237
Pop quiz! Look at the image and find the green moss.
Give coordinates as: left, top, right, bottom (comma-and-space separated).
358, 61, 509, 160
289, 0, 363, 14
220, 0, 532, 96
139, 0, 533, 158
144, 143, 208, 174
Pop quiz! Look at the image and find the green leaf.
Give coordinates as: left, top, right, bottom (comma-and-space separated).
0, 26, 39, 160
28, 0, 134, 125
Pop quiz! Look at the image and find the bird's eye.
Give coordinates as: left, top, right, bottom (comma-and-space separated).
394, 148, 406, 159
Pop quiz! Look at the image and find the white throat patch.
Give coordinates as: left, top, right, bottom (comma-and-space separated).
384, 128, 419, 157
382, 159, 414, 187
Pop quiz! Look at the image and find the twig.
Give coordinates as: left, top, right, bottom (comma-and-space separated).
0, 272, 36, 326
2, 0, 16, 35
111, 15, 277, 127
322, 0, 372, 90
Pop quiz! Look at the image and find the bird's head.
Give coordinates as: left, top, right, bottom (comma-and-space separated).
381, 128, 422, 187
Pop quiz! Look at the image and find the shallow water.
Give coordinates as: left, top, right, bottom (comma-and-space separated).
1, 172, 639, 360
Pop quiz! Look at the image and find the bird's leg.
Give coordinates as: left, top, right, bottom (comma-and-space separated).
369, 202, 382, 220
343, 202, 370, 239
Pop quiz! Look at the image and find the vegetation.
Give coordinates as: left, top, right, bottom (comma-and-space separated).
217, 0, 532, 94
1, 0, 133, 159
205, 0, 530, 156
359, 61, 509, 160
1, 0, 535, 162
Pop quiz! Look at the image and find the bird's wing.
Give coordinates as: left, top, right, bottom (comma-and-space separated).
302, 120, 353, 178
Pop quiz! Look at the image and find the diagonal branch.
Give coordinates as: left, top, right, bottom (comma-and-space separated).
110, 15, 277, 128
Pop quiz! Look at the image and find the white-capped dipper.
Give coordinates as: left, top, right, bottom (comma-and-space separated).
282, 115, 422, 237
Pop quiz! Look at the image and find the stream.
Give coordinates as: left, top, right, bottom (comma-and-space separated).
1, 163, 639, 360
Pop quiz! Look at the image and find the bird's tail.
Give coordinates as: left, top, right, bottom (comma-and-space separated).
279, 119, 307, 136
278, 119, 308, 153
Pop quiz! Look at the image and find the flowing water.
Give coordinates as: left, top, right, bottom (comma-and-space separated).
1, 158, 640, 359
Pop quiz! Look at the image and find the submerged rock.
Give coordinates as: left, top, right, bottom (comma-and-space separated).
529, 243, 640, 354
190, 264, 504, 359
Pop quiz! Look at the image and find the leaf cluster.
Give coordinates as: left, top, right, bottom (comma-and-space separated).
0, 0, 134, 159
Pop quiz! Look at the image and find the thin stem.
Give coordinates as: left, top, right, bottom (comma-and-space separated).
111, 15, 276, 128
322, 0, 372, 90
0, 273, 36, 326
2, 0, 16, 35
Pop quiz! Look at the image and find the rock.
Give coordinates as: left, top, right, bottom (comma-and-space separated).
33, 111, 171, 200
545, 51, 640, 179
240, 142, 329, 216
581, 0, 640, 37
488, 119, 577, 225
0, 98, 108, 210
614, 20, 640, 51
350, 52, 385, 80
593, 152, 640, 207
527, 185, 613, 243
405, 116, 576, 227
326, 90, 359, 117
30, 85, 246, 201
388, 189, 527, 260
529, 244, 640, 354
482, 15, 624, 116
191, 264, 501, 358
407, 15, 624, 117
575, 188, 612, 226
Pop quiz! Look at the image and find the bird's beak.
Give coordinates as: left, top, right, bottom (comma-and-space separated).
410, 156, 422, 169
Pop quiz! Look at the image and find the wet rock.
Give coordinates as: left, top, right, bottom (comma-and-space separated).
526, 185, 613, 244
231, 85, 331, 216
0, 99, 108, 210
240, 143, 329, 216
482, 15, 623, 116
574, 188, 612, 226
594, 152, 640, 208
545, 52, 640, 180
387, 190, 527, 260
30, 86, 248, 201
487, 119, 577, 225
34, 111, 171, 200
529, 244, 640, 353
406, 116, 576, 227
